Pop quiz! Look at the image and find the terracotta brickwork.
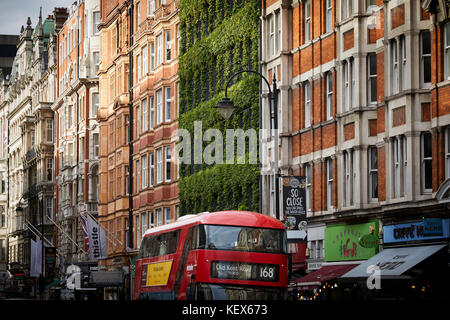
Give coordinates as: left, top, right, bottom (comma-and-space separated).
344, 122, 355, 141
97, 0, 179, 279
343, 29, 354, 51
427, 4, 450, 193
369, 119, 377, 137
391, 4, 405, 30
422, 103, 431, 121
392, 106, 405, 127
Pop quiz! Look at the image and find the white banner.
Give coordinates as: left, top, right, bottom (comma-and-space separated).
86, 214, 107, 260
30, 238, 43, 277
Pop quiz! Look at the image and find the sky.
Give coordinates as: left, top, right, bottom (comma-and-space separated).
0, 0, 77, 35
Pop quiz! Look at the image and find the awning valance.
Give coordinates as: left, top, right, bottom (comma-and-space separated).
293, 264, 360, 286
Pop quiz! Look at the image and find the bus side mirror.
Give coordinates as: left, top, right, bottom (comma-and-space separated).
186, 274, 196, 300
288, 254, 293, 280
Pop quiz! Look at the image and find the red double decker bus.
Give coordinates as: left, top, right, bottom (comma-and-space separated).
133, 211, 289, 300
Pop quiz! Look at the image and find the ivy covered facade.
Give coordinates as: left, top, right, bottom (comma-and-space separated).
178, 0, 261, 215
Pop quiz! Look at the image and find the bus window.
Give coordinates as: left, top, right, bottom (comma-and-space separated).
138, 230, 180, 259
194, 225, 286, 254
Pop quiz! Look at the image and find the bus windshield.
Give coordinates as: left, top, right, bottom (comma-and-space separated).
192, 283, 286, 300
196, 225, 286, 254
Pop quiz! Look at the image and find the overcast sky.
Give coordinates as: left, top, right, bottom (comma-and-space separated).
0, 0, 77, 35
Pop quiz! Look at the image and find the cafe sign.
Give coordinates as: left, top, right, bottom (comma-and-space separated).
324, 221, 379, 262
383, 219, 449, 244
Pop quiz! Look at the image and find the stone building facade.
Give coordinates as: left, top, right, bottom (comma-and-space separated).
1, 8, 68, 297
0, 34, 19, 276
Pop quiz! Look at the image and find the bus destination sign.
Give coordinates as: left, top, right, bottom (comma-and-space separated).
210, 261, 279, 282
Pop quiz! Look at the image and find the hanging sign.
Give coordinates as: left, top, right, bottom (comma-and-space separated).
282, 176, 307, 241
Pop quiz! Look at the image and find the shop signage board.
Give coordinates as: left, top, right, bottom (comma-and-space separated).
324, 221, 379, 262
282, 176, 307, 241
307, 262, 323, 271
423, 218, 444, 237
383, 219, 449, 244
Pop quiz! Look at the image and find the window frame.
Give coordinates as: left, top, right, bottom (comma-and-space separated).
164, 207, 171, 224
367, 53, 377, 104
165, 86, 171, 122
401, 135, 407, 196
268, 14, 275, 57
326, 72, 333, 120
392, 39, 399, 94
149, 152, 155, 187
304, 0, 311, 43
421, 31, 431, 88
142, 154, 148, 189
421, 132, 432, 193
150, 42, 155, 72
156, 148, 163, 184
142, 97, 148, 133
400, 36, 407, 90
368, 146, 378, 201
392, 137, 400, 198
304, 81, 311, 128
148, 0, 155, 16
445, 127, 450, 179
445, 22, 450, 81
326, 158, 333, 209
93, 11, 100, 35
142, 44, 148, 76
149, 96, 155, 130
326, 0, 333, 32
156, 208, 162, 226
165, 145, 171, 182
344, 150, 352, 206
156, 33, 163, 66
156, 89, 163, 124
343, 60, 350, 111
165, 29, 172, 62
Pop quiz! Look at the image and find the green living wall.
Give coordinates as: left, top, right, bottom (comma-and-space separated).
178, 0, 260, 215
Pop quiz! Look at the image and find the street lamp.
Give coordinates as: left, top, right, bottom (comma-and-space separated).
216, 70, 280, 220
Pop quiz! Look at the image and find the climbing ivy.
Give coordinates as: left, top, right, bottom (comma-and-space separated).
178, 0, 260, 215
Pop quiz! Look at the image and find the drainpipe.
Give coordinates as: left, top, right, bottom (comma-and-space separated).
75, 5, 80, 260
128, 0, 134, 252
6, 118, 10, 275
259, 0, 264, 214
128, 1, 134, 300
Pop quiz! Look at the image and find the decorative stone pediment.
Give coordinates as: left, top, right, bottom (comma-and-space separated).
436, 178, 450, 203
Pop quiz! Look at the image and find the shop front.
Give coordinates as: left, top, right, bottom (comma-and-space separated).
291, 220, 380, 300
341, 218, 450, 300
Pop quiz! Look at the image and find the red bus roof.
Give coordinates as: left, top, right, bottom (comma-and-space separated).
143, 211, 286, 238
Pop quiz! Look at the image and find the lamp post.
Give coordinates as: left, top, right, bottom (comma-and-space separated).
217, 70, 280, 220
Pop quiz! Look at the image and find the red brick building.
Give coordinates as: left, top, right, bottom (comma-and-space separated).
262, 0, 450, 285
97, 0, 180, 298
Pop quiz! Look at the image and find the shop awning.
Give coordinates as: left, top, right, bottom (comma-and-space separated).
45, 279, 60, 290
341, 244, 447, 278
293, 264, 360, 286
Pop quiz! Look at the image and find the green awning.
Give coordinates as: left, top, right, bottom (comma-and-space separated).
45, 279, 60, 289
